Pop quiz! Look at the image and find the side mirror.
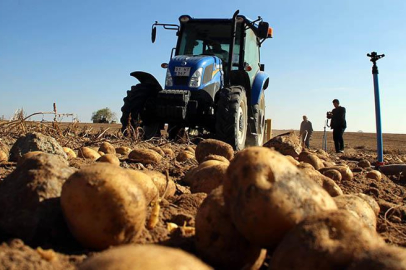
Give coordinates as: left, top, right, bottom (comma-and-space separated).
151, 26, 157, 43
257, 21, 269, 39
260, 64, 265, 71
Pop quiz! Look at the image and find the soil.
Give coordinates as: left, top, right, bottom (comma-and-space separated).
0, 121, 406, 268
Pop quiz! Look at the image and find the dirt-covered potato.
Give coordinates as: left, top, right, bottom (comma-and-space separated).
224, 147, 337, 247
61, 163, 146, 250
17, 151, 44, 166
79, 244, 212, 270
128, 149, 162, 164
142, 170, 176, 198
321, 168, 342, 181
320, 165, 353, 180
98, 151, 105, 156
176, 150, 195, 162
115, 146, 132, 155
98, 142, 116, 154
62, 147, 76, 159
348, 245, 406, 270
161, 147, 175, 158
96, 154, 120, 166
196, 187, 266, 269
150, 146, 165, 157
126, 169, 159, 204
358, 159, 371, 168
333, 194, 377, 230
202, 154, 230, 164
195, 139, 234, 164
190, 161, 228, 194
298, 165, 343, 197
298, 151, 324, 170
183, 160, 224, 186
367, 170, 382, 181
356, 193, 380, 216
323, 161, 336, 167
0, 150, 7, 162
269, 210, 385, 270
78, 147, 101, 161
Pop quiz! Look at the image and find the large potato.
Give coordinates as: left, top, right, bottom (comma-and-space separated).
356, 193, 380, 216
224, 147, 337, 247
61, 163, 146, 250
79, 244, 212, 270
142, 170, 176, 198
196, 187, 266, 269
98, 142, 116, 154
366, 170, 382, 181
115, 146, 132, 155
195, 139, 234, 163
298, 151, 324, 170
202, 154, 230, 164
150, 146, 165, 157
333, 194, 377, 230
176, 150, 195, 162
348, 245, 406, 270
270, 210, 385, 270
78, 147, 100, 161
321, 168, 342, 181
183, 160, 226, 186
190, 161, 228, 194
63, 147, 76, 159
128, 149, 162, 164
126, 169, 159, 204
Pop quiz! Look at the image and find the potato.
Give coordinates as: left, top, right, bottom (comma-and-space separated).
115, 146, 132, 155
183, 160, 225, 186
61, 163, 146, 250
223, 147, 337, 247
128, 149, 162, 164
190, 161, 228, 194
98, 151, 105, 156
150, 146, 165, 156
356, 193, 380, 216
366, 170, 382, 181
358, 159, 371, 168
285, 155, 299, 166
269, 210, 385, 270
298, 166, 343, 197
63, 147, 76, 159
98, 142, 116, 154
195, 139, 234, 163
176, 150, 195, 162
202, 154, 230, 164
142, 170, 176, 198
323, 161, 336, 167
321, 169, 342, 181
320, 165, 353, 180
298, 151, 324, 170
185, 146, 195, 153
195, 187, 266, 269
0, 150, 7, 162
333, 194, 377, 230
78, 147, 101, 161
161, 147, 175, 158
79, 244, 212, 270
348, 245, 406, 270
126, 169, 159, 204
97, 154, 120, 166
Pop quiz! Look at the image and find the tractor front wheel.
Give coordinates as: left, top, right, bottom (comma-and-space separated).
215, 86, 248, 151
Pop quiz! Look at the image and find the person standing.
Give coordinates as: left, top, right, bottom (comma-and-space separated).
300, 115, 313, 148
329, 99, 347, 153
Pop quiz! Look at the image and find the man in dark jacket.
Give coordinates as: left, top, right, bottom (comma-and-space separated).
329, 99, 346, 153
300, 115, 313, 148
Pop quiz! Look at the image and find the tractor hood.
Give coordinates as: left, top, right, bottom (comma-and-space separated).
166, 55, 223, 91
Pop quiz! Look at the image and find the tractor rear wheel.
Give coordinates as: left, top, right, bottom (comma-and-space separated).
246, 92, 266, 146
120, 83, 161, 139
215, 86, 248, 151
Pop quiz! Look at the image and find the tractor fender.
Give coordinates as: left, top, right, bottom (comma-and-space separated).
251, 72, 269, 105
130, 71, 163, 90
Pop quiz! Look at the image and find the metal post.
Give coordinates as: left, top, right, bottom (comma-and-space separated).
367, 52, 385, 166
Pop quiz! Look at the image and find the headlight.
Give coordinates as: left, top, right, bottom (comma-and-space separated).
189, 67, 203, 88
165, 69, 173, 87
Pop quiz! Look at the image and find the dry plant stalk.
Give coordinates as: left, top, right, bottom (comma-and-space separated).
146, 170, 170, 230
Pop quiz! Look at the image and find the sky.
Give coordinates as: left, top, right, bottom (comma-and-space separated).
0, 0, 405, 133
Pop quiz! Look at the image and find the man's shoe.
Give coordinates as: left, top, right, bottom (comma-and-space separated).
339, 150, 344, 153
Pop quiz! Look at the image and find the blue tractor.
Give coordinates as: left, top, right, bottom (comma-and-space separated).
120, 10, 272, 150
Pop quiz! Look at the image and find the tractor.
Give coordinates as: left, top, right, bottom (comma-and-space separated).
120, 10, 272, 150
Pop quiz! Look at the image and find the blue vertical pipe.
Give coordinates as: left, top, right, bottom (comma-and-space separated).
372, 64, 384, 164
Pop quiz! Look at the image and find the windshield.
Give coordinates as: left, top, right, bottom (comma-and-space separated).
177, 21, 241, 65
